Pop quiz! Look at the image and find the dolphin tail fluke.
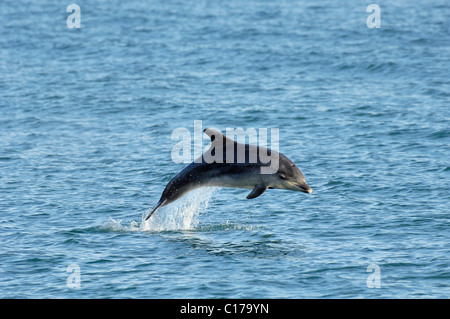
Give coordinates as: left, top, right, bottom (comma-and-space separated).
144, 198, 167, 221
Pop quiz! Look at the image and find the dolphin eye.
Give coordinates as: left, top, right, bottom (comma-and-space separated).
279, 174, 287, 180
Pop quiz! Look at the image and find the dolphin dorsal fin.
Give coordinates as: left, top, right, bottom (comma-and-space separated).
203, 128, 235, 145
202, 128, 236, 164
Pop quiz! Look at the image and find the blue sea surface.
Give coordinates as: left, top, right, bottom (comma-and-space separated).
0, 0, 449, 298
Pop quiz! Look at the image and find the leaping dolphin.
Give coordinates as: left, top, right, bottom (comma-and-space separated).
145, 128, 312, 220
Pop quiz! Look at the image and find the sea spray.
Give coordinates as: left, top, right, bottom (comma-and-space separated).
142, 187, 218, 231
99, 217, 141, 232
100, 188, 217, 232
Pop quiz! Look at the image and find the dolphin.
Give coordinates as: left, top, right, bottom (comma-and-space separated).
145, 128, 312, 220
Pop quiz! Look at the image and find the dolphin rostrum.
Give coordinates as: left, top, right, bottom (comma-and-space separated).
145, 128, 312, 220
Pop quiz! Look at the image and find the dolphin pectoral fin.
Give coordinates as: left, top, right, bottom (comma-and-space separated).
246, 185, 268, 199
144, 199, 167, 221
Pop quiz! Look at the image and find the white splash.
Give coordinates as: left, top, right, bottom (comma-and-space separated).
99, 217, 141, 232
100, 188, 218, 232
142, 187, 218, 231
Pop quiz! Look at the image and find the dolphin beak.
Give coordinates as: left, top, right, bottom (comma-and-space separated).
300, 185, 312, 194
291, 182, 312, 194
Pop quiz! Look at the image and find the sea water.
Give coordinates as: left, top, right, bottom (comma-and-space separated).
0, 0, 449, 298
